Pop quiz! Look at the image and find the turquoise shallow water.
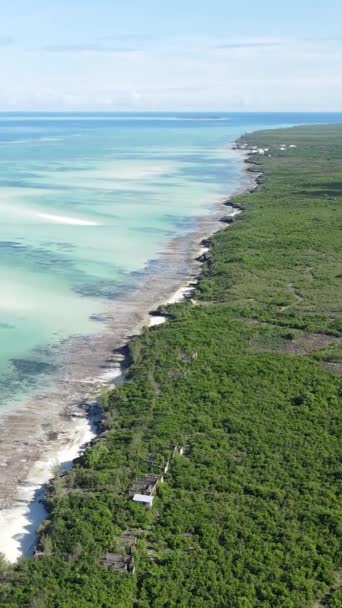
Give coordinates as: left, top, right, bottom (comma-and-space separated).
0, 112, 341, 409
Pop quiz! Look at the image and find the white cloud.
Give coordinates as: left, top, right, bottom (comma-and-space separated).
43, 44, 140, 54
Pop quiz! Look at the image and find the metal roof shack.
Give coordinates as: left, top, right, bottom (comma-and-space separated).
132, 494, 154, 508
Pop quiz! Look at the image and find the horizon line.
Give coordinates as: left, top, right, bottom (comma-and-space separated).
0, 109, 342, 114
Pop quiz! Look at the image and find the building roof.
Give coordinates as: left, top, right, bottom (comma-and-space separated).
133, 494, 154, 505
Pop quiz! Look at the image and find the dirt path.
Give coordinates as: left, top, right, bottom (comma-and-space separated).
280, 283, 303, 312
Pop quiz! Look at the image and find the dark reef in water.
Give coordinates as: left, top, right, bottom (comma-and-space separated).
10, 359, 57, 376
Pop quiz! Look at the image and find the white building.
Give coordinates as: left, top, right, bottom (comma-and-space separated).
132, 494, 154, 508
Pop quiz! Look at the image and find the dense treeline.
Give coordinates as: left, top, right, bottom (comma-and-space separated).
0, 125, 341, 607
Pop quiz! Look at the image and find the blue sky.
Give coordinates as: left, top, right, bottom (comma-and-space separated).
0, 0, 341, 111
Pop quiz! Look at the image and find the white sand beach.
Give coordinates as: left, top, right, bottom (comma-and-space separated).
0, 417, 95, 563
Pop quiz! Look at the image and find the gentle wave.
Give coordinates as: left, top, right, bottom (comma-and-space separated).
38, 137, 64, 142
0, 137, 63, 146
35, 212, 100, 226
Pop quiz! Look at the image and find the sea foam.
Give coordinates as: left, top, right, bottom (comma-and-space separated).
35, 212, 99, 226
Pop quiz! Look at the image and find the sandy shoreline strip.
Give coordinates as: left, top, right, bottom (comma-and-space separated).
0, 147, 251, 564
0, 417, 96, 563
0, 365, 125, 563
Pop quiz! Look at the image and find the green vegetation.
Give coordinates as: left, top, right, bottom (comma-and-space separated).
1, 125, 341, 607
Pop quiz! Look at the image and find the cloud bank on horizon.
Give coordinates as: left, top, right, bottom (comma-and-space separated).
0, 0, 340, 111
